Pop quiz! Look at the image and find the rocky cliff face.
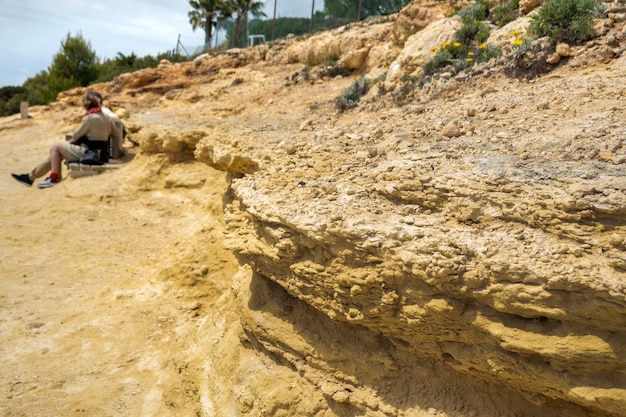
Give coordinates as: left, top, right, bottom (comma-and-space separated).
219, 65, 626, 416
53, 1, 626, 415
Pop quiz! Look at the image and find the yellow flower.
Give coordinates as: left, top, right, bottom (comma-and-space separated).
453, 42, 462, 47
442, 41, 452, 47
478, 43, 487, 49
514, 39, 524, 46
466, 58, 473, 62
431, 47, 439, 52
495, 21, 500, 25
511, 30, 519, 36
468, 51, 475, 56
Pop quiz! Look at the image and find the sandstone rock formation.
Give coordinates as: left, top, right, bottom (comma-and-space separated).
3, 0, 626, 416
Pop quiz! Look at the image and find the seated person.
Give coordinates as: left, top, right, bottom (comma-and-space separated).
11, 90, 122, 189
91, 91, 125, 159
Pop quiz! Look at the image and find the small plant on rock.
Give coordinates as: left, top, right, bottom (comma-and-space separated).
325, 52, 340, 67
335, 77, 372, 112
457, 0, 491, 21
424, 41, 466, 75
392, 75, 426, 105
424, 41, 501, 76
490, 0, 520, 27
475, 43, 502, 63
456, 19, 491, 44
376, 71, 389, 96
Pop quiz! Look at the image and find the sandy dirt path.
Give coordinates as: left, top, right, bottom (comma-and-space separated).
0, 109, 238, 417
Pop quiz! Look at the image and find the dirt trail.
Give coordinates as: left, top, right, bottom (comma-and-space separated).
0, 109, 238, 417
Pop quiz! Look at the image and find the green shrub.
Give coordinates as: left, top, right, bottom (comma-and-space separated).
392, 75, 429, 105
424, 42, 465, 75
0, 86, 28, 116
490, 0, 520, 27
456, 20, 491, 45
424, 41, 501, 76
475, 44, 502, 63
530, 0, 598, 44
376, 71, 388, 96
457, 0, 491, 21
335, 77, 371, 112
325, 52, 340, 67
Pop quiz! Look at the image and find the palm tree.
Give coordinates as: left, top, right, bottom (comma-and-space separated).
188, 0, 233, 46
231, 0, 266, 48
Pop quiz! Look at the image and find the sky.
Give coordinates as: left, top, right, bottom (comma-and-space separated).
0, 0, 323, 87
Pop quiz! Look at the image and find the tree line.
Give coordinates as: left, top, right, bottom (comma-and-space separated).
1, 0, 410, 117
0, 32, 186, 117
190, 0, 411, 48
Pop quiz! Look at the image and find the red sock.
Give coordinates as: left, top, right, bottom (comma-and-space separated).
50, 173, 59, 181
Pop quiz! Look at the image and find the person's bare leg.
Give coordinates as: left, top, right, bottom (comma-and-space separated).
50, 143, 65, 176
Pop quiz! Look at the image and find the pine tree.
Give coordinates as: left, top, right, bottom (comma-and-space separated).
46, 32, 98, 101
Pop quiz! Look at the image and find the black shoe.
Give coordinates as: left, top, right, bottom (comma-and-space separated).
12, 173, 33, 186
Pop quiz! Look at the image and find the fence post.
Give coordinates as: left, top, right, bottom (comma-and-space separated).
20, 101, 29, 119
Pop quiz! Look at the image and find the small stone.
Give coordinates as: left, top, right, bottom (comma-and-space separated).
193, 53, 209, 66
610, 234, 624, 247
347, 308, 362, 320
299, 119, 312, 131
555, 43, 571, 57
187, 302, 202, 311
546, 52, 561, 65
442, 121, 462, 138
158, 59, 172, 68
333, 390, 351, 403
607, 34, 618, 46
537, 100, 550, 110
350, 285, 363, 296
615, 13, 626, 23
519, 0, 542, 14
597, 45, 615, 63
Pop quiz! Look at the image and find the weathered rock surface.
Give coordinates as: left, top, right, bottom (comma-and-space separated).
220, 59, 626, 415
116, 3, 626, 414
